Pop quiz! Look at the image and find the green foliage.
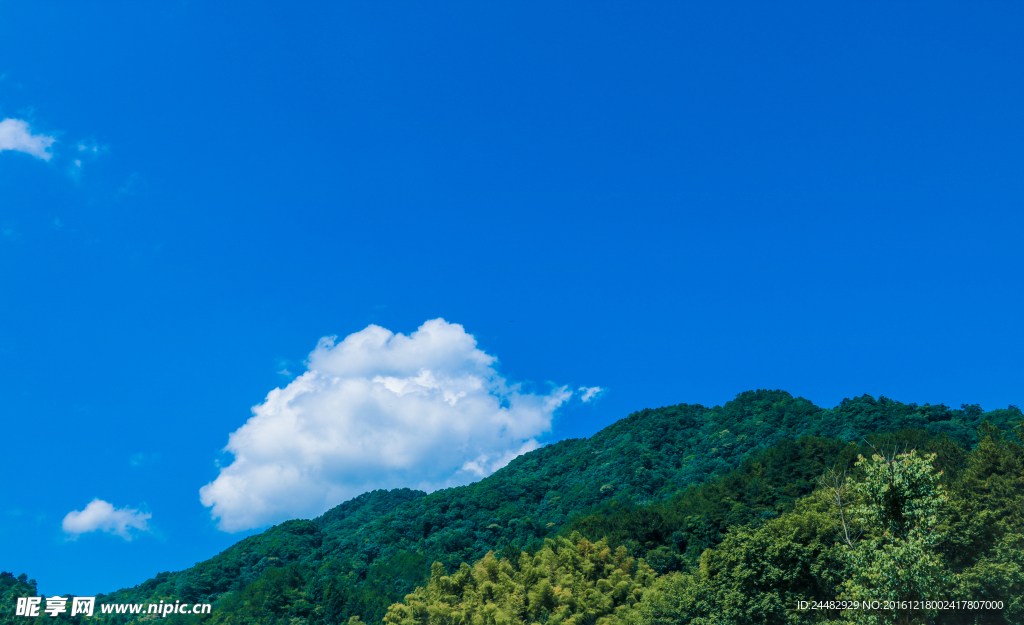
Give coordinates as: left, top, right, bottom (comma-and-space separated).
956, 532, 1024, 624
208, 564, 314, 625
565, 429, 970, 571
632, 437, 1017, 625
564, 435, 857, 569
383, 535, 657, 625
695, 497, 847, 624
83, 392, 1021, 625
835, 450, 953, 624
0, 572, 37, 625
940, 423, 1024, 625
636, 498, 845, 624
384, 417, 1023, 625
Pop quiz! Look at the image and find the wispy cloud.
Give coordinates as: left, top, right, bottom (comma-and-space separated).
0, 118, 55, 161
579, 386, 603, 402
65, 139, 107, 181
275, 357, 296, 379
76, 141, 101, 155
62, 499, 151, 541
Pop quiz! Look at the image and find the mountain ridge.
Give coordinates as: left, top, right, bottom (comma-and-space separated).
20, 390, 1021, 624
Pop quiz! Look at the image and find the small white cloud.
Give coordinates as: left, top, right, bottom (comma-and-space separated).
0, 118, 55, 161
74, 139, 103, 156
66, 140, 104, 180
579, 386, 603, 402
275, 357, 296, 378
200, 318, 574, 532
62, 499, 151, 541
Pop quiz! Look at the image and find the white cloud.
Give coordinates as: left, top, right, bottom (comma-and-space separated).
0, 118, 55, 161
459, 440, 542, 477
579, 386, 603, 402
62, 499, 151, 540
200, 318, 574, 532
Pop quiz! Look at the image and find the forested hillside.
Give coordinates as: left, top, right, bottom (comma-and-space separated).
4, 390, 1021, 625
382, 427, 1023, 625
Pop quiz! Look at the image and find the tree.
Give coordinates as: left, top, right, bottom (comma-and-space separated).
833, 448, 953, 625
383, 535, 657, 625
636, 496, 845, 625
942, 423, 1024, 625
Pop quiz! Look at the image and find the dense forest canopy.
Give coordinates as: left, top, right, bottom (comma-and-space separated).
3, 390, 1021, 625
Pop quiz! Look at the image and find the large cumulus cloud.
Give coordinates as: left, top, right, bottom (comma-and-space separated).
200, 319, 573, 532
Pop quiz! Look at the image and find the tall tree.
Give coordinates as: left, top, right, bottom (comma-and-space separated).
835, 448, 952, 625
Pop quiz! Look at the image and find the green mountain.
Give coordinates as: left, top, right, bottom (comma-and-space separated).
382, 425, 1024, 625
8, 390, 1021, 625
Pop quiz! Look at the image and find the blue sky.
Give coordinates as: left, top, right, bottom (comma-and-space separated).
2, 1, 1022, 597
